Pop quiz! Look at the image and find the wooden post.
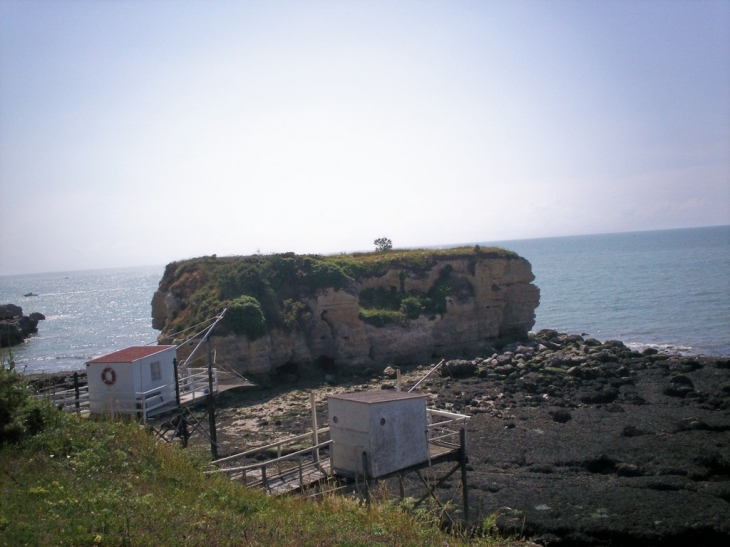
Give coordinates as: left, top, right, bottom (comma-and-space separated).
73, 372, 80, 409
362, 451, 370, 507
261, 465, 269, 493
310, 391, 319, 464
173, 357, 181, 406
460, 427, 469, 525
396, 368, 401, 392
298, 457, 304, 491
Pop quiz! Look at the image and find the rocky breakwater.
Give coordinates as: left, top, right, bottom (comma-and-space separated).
150, 248, 539, 377
0, 304, 45, 348
423, 330, 730, 546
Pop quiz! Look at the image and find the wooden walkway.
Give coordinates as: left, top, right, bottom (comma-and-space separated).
208, 425, 333, 493
210, 429, 465, 497
210, 440, 464, 497
249, 441, 464, 496
245, 459, 332, 496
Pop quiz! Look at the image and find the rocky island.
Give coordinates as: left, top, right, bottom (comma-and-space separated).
0, 303, 45, 348
151, 247, 540, 377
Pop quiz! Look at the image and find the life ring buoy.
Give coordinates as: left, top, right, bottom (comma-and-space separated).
101, 367, 116, 386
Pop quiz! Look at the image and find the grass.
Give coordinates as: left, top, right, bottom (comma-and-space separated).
325, 246, 517, 280
1, 414, 524, 546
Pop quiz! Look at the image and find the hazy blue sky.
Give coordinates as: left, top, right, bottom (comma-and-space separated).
1, 0, 728, 276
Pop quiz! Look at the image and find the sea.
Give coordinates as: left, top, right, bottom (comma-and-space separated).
1, 225, 729, 374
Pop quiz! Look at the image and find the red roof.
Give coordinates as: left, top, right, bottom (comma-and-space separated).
86, 346, 176, 364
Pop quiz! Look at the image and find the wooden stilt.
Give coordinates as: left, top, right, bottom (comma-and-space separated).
310, 392, 319, 464
362, 451, 370, 506
460, 427, 469, 524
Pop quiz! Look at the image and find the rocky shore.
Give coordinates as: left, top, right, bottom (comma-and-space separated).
206, 330, 730, 547
0, 303, 45, 348
432, 330, 730, 546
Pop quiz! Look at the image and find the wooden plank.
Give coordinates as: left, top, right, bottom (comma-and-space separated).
242, 460, 331, 496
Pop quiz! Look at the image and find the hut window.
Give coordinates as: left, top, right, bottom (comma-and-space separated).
150, 361, 161, 381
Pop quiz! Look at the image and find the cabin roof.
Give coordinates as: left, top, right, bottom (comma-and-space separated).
328, 391, 425, 404
86, 345, 176, 364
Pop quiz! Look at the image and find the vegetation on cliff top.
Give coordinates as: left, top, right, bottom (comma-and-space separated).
0, 354, 521, 546
158, 246, 517, 338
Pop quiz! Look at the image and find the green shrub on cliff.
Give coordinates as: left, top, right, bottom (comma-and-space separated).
400, 295, 425, 320
225, 295, 267, 339
358, 307, 402, 327
356, 263, 466, 326
282, 298, 312, 330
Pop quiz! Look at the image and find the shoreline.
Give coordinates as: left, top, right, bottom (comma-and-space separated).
16, 323, 730, 379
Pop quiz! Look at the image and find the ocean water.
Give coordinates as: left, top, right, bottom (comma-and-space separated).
481, 225, 730, 356
1, 226, 729, 374
0, 266, 162, 374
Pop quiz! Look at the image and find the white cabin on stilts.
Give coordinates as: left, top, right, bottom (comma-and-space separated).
86, 345, 178, 422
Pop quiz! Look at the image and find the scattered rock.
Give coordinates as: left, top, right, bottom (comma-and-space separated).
382, 366, 398, 379
663, 375, 694, 397
621, 425, 647, 437
441, 359, 477, 378
551, 409, 572, 423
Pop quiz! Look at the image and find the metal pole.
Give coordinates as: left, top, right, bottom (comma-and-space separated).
207, 335, 218, 459
408, 359, 445, 392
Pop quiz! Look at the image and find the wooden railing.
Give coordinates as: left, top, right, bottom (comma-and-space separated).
178, 367, 218, 404
209, 427, 332, 491
135, 384, 176, 424
36, 383, 89, 413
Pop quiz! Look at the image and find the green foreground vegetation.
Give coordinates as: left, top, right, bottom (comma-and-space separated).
160, 246, 516, 338
1, 354, 522, 547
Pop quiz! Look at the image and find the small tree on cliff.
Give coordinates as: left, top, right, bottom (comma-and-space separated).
374, 237, 393, 252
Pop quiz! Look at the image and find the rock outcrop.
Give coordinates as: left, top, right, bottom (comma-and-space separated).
0, 304, 45, 348
151, 250, 540, 375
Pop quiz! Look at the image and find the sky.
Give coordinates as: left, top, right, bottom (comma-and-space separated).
1, 0, 729, 276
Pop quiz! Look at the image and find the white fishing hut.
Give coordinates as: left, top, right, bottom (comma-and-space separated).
86, 345, 177, 421
328, 391, 429, 479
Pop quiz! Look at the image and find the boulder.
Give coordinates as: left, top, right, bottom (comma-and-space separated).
441, 359, 477, 378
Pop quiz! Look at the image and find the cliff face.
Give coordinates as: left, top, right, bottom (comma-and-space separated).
151, 250, 539, 375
